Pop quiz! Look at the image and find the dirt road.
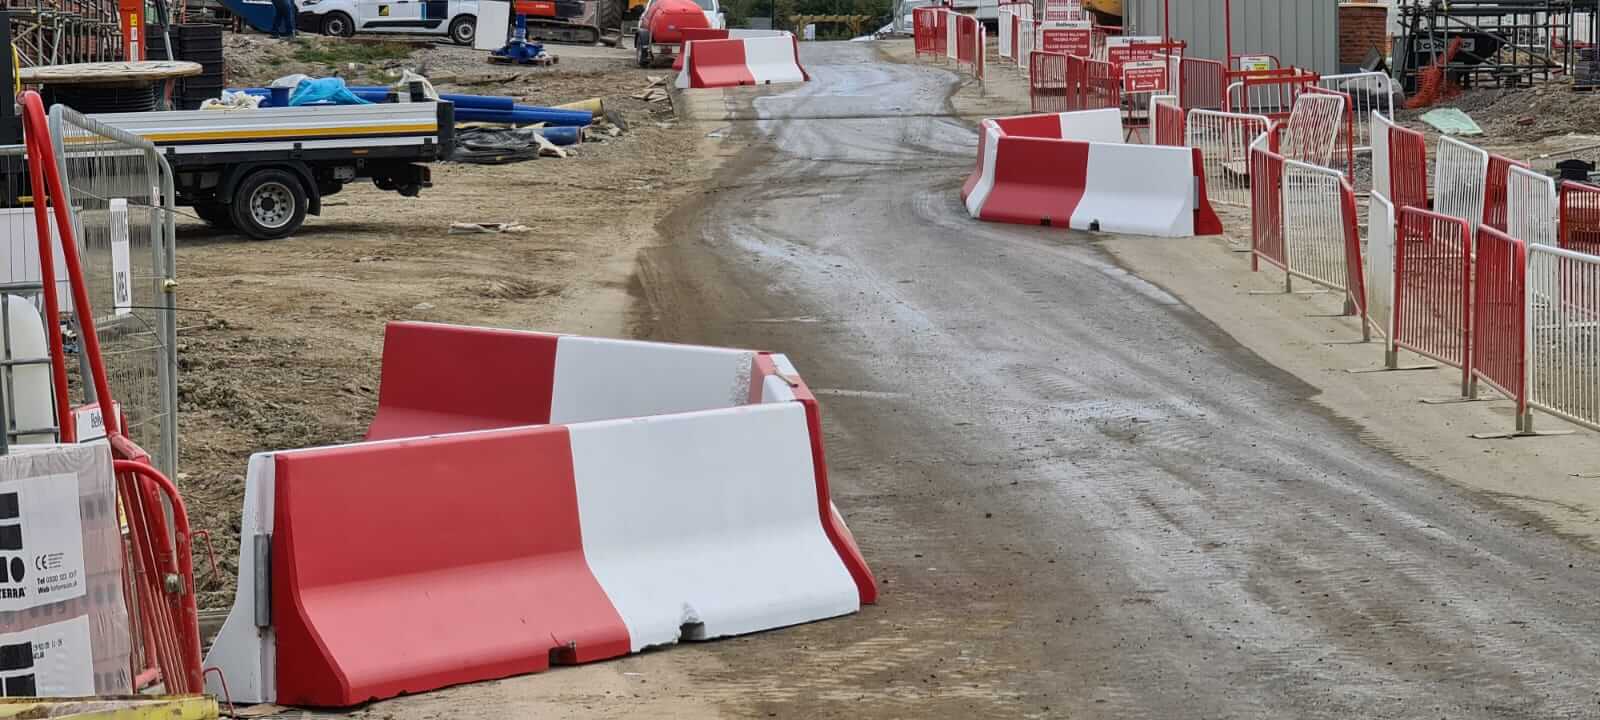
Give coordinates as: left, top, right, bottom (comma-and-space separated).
357, 41, 1600, 719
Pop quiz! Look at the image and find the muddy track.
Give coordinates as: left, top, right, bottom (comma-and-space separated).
633, 42, 1600, 719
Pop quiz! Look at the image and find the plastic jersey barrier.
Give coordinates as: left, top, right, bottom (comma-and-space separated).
963, 110, 1222, 238
1558, 181, 1600, 256
1470, 225, 1529, 429
1394, 207, 1475, 394
1527, 244, 1600, 432
203, 323, 878, 707
1508, 165, 1558, 247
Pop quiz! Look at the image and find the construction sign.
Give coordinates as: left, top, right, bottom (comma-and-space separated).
1038, 21, 1091, 58
1122, 60, 1168, 94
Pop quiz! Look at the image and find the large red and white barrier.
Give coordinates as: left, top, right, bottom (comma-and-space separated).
204, 323, 877, 707
963, 109, 1222, 238
676, 33, 808, 89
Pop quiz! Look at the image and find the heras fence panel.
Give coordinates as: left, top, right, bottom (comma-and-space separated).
1482, 153, 1527, 234
1394, 206, 1475, 394
1558, 180, 1600, 256
1187, 109, 1270, 208
1390, 122, 1429, 212
1508, 165, 1558, 247
1434, 135, 1490, 237
1317, 72, 1393, 154
1249, 130, 1287, 275
1471, 225, 1529, 427
1527, 244, 1600, 432
1030, 51, 1070, 113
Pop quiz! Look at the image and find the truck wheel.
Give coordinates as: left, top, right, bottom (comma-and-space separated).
322, 11, 355, 37
193, 202, 235, 229
449, 15, 475, 45
231, 169, 308, 240
636, 32, 652, 67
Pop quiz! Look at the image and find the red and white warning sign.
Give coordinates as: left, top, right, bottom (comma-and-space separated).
1121, 60, 1169, 94
1038, 21, 1091, 57
1105, 35, 1164, 67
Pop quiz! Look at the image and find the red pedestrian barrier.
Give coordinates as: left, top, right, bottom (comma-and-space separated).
1558, 180, 1600, 255
954, 14, 984, 80
1389, 123, 1429, 212
1482, 153, 1527, 233
1225, 67, 1317, 122
1030, 51, 1070, 113
1471, 226, 1529, 425
1154, 98, 1185, 146
1249, 126, 1286, 273
1395, 207, 1475, 395
1179, 55, 1225, 110
914, 7, 945, 57
1067, 55, 1120, 111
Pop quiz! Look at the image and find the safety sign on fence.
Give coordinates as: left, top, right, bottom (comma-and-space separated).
1039, 21, 1091, 57
1106, 36, 1164, 67
1123, 60, 1168, 94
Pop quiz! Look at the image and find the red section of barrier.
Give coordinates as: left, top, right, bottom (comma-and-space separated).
1395, 207, 1475, 392
751, 354, 879, 604
1340, 179, 1370, 323
1483, 154, 1527, 232
980, 133, 1091, 225
1179, 56, 1225, 110
1389, 123, 1429, 212
956, 15, 980, 78
1471, 226, 1528, 417
681, 38, 756, 87
1559, 180, 1600, 256
1154, 101, 1184, 146
271, 427, 632, 707
367, 322, 557, 441
1249, 128, 1286, 273
1193, 147, 1224, 237
913, 7, 944, 57
674, 27, 728, 70
1030, 51, 1069, 113
1067, 55, 1120, 111
1225, 68, 1316, 122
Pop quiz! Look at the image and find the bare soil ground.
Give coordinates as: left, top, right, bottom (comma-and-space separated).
181, 34, 725, 608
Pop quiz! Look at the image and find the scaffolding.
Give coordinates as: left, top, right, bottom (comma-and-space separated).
1396, 0, 1600, 92
6, 0, 124, 67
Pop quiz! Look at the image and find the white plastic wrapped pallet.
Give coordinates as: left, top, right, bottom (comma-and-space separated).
0, 442, 129, 696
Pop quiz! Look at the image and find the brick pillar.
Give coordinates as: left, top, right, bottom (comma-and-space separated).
1339, 1, 1389, 67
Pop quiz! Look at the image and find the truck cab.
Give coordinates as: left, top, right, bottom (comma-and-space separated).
298, 0, 482, 45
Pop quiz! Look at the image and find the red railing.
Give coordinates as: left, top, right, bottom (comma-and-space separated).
1470, 226, 1528, 423
1395, 206, 1475, 395
1389, 123, 1430, 212
1558, 180, 1600, 255
1225, 68, 1317, 122
1179, 56, 1226, 110
1154, 100, 1185, 146
1067, 55, 1120, 111
1030, 50, 1070, 113
1482, 153, 1528, 233
1340, 178, 1371, 331
1249, 125, 1286, 273
955, 14, 983, 79
19, 90, 204, 693
913, 7, 945, 57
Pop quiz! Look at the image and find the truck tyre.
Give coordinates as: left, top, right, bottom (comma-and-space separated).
322, 12, 355, 37
636, 31, 652, 67
193, 202, 235, 229
449, 15, 475, 45
231, 169, 308, 240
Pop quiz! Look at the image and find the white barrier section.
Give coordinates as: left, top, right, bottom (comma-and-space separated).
1074, 143, 1198, 237
1149, 94, 1179, 145
1508, 165, 1558, 247
1018, 19, 1035, 77
1319, 72, 1393, 153
965, 122, 1002, 218
1526, 245, 1600, 433
1435, 135, 1490, 235
1187, 109, 1269, 207
1282, 158, 1354, 293
1281, 93, 1345, 168
742, 35, 807, 85
1366, 193, 1397, 344
1061, 107, 1125, 143
946, 12, 958, 61
569, 402, 860, 650
1370, 111, 1394, 200
998, 7, 1013, 60
204, 453, 278, 703
550, 337, 754, 424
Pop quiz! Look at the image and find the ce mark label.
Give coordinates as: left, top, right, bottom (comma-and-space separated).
33, 554, 62, 573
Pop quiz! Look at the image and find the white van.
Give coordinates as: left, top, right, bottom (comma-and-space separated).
297, 0, 481, 44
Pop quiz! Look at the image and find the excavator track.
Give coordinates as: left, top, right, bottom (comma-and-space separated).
523, 19, 602, 44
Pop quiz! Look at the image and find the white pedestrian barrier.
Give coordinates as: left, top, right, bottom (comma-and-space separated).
1526, 245, 1600, 432
1281, 92, 1346, 168
1018, 18, 1035, 77
1435, 135, 1490, 235
1187, 109, 1270, 207
1318, 72, 1393, 153
1366, 193, 1397, 345
1283, 158, 1359, 299
1370, 111, 1395, 200
1508, 165, 1558, 247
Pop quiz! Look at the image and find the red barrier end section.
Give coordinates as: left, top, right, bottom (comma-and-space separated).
1192, 148, 1224, 237
979, 135, 1090, 226
684, 38, 754, 87
271, 427, 631, 707
366, 322, 558, 441
752, 353, 878, 605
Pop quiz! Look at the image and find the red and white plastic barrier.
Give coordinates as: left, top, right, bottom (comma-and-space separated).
676, 32, 808, 89
962, 109, 1222, 238
203, 323, 877, 707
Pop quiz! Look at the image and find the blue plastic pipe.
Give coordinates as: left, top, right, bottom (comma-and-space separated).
454, 107, 592, 126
